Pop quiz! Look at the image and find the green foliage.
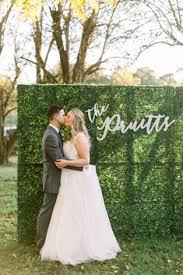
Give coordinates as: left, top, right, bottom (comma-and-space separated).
17, 84, 183, 242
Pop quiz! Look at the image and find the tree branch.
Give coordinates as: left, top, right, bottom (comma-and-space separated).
20, 57, 58, 83
4, 107, 17, 119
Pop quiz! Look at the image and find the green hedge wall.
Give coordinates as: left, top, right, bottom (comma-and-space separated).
17, 84, 183, 243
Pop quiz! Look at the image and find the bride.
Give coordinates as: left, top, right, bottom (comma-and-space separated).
40, 108, 122, 265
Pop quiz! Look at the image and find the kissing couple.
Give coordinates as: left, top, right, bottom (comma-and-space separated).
36, 105, 122, 266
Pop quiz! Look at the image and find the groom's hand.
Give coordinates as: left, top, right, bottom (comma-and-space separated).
55, 159, 67, 169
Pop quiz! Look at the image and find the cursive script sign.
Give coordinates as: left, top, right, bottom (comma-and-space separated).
86, 103, 175, 141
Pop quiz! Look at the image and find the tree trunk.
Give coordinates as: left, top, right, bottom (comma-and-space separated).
51, 10, 70, 83
6, 129, 16, 157
34, 21, 42, 83
0, 89, 5, 165
72, 11, 96, 83
33, 17, 52, 84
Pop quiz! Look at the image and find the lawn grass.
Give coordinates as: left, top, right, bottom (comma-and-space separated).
0, 157, 183, 274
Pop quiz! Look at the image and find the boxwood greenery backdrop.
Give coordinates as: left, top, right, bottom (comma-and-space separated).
17, 84, 183, 243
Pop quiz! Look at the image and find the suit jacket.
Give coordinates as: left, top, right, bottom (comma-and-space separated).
42, 125, 82, 194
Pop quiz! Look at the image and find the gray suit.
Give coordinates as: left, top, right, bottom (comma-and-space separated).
36, 125, 82, 250
42, 125, 64, 194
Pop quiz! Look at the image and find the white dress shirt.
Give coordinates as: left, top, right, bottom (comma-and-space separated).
49, 123, 59, 133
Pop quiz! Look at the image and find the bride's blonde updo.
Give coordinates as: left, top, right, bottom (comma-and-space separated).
70, 108, 90, 144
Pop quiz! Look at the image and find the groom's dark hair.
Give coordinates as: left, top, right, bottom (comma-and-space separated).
47, 105, 62, 120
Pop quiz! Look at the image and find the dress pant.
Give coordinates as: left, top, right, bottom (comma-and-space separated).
36, 192, 57, 250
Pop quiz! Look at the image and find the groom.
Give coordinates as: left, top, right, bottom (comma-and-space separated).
36, 105, 83, 251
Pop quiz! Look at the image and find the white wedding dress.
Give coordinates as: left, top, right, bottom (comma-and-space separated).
40, 134, 122, 265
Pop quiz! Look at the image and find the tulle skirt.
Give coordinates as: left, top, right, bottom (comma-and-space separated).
40, 165, 122, 265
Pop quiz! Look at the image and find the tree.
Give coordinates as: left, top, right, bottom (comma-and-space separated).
160, 73, 177, 85
18, 0, 141, 84
0, 75, 17, 165
85, 67, 111, 84
134, 67, 161, 85
112, 64, 141, 85
129, 0, 183, 58
0, 0, 22, 164
14, 0, 118, 22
